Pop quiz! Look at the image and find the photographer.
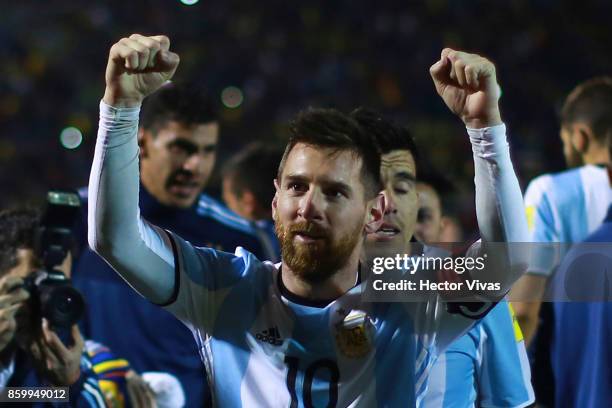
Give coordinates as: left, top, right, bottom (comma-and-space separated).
0, 207, 106, 407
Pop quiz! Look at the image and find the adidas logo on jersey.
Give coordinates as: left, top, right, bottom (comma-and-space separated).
255, 327, 283, 346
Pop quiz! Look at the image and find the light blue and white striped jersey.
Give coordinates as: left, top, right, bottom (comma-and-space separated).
163, 231, 492, 408
422, 301, 534, 408
197, 194, 281, 262
524, 164, 611, 275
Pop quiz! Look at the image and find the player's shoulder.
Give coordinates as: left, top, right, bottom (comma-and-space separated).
527, 166, 587, 188
546, 164, 610, 188
196, 193, 258, 236
524, 173, 553, 205
172, 228, 276, 277
525, 166, 594, 204
549, 165, 604, 184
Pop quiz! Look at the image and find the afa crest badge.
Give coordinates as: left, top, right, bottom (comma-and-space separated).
335, 310, 374, 358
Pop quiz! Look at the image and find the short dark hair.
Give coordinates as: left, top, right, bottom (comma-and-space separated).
222, 142, 283, 208
417, 168, 454, 198
350, 108, 419, 161
0, 208, 40, 274
277, 108, 382, 199
140, 82, 218, 133
561, 77, 612, 142
415, 163, 457, 216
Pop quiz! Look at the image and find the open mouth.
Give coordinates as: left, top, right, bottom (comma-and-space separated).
293, 231, 326, 243
375, 223, 401, 239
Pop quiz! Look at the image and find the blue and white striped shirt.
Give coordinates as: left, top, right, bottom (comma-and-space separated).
422, 301, 534, 407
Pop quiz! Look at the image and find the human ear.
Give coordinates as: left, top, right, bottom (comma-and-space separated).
271, 179, 280, 220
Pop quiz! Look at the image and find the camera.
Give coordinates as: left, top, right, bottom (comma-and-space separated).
24, 191, 85, 343
23, 270, 84, 329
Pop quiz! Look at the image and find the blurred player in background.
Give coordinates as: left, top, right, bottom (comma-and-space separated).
73, 82, 275, 407
412, 171, 463, 244
512, 77, 612, 343
222, 142, 282, 261
510, 77, 612, 405
544, 136, 612, 407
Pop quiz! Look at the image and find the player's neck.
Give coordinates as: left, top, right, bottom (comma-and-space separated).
281, 256, 360, 303
583, 149, 610, 166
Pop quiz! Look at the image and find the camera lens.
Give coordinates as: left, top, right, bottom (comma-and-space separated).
40, 285, 84, 328
56, 296, 74, 314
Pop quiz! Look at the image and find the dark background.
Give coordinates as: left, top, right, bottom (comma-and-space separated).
1, 0, 610, 233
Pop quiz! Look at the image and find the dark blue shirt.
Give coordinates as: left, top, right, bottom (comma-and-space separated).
6, 347, 105, 408
551, 204, 612, 407
73, 186, 272, 408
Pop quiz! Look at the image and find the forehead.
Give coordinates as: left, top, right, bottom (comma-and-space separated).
5, 248, 35, 279
417, 183, 441, 210
154, 120, 219, 144
560, 125, 572, 136
380, 150, 416, 181
282, 143, 363, 183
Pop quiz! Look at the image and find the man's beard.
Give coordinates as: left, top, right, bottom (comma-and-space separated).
275, 216, 363, 284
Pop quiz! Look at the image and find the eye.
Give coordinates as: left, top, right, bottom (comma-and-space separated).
417, 208, 432, 223
394, 182, 412, 195
325, 190, 344, 199
322, 186, 349, 199
167, 140, 198, 156
202, 145, 216, 154
288, 182, 308, 193
168, 144, 195, 157
168, 145, 187, 155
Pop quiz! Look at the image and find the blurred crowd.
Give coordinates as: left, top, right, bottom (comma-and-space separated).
2, 0, 612, 235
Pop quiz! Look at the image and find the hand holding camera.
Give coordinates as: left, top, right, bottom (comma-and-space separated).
0, 275, 29, 352
28, 318, 84, 386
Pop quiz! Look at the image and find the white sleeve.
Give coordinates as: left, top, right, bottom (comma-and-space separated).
88, 101, 176, 304
466, 124, 529, 297
468, 124, 527, 244
412, 125, 530, 356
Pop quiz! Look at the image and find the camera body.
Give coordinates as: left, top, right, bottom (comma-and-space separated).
23, 269, 84, 329
24, 191, 85, 345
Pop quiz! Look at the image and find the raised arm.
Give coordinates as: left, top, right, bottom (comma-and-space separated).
429, 49, 528, 294
88, 34, 180, 303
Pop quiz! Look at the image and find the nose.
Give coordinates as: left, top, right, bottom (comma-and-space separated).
298, 188, 324, 221
383, 190, 397, 215
182, 153, 204, 173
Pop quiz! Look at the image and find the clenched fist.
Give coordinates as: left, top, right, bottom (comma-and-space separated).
103, 34, 180, 108
430, 48, 502, 129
